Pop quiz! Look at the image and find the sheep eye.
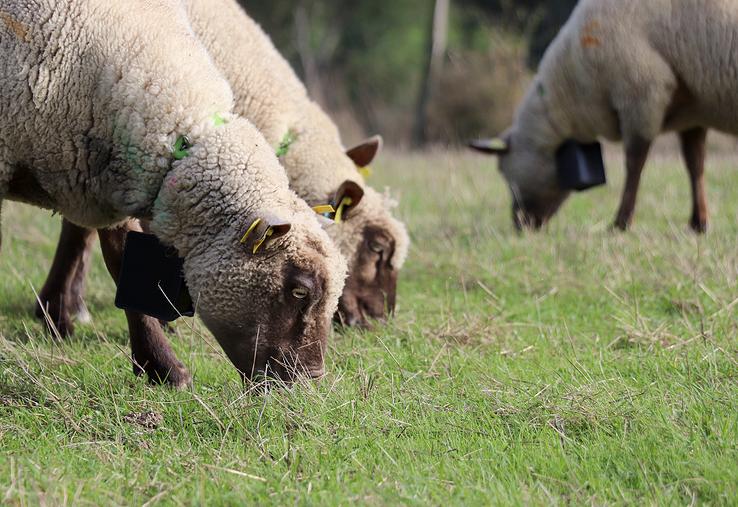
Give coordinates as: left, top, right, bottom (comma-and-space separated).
369, 241, 384, 254
291, 287, 309, 300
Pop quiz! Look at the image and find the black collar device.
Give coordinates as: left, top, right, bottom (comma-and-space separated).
556, 141, 607, 191
114, 231, 194, 322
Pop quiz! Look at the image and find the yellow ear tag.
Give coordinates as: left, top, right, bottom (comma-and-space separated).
312, 204, 335, 215
357, 166, 372, 179
252, 227, 274, 254
334, 197, 353, 223
239, 218, 262, 244
488, 138, 508, 151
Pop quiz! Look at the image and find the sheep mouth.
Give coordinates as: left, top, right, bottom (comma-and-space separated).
511, 196, 566, 231
335, 292, 391, 328
238, 352, 323, 386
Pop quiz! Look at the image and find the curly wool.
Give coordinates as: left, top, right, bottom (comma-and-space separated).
184, 0, 410, 271
0, 0, 345, 360
0, 0, 234, 226
503, 0, 738, 191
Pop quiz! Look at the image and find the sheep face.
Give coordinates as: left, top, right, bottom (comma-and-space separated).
336, 225, 398, 327
470, 133, 569, 230
186, 219, 341, 383
152, 120, 345, 383
329, 186, 409, 328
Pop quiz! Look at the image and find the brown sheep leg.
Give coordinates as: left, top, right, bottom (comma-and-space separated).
36, 219, 96, 337
98, 223, 192, 389
613, 136, 652, 231
679, 127, 709, 233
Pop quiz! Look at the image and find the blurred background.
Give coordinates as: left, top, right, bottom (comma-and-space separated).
241, 0, 578, 147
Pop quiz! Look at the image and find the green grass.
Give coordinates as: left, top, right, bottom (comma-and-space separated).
1, 149, 737, 505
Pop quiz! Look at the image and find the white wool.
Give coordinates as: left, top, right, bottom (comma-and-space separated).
501, 0, 738, 196
185, 0, 410, 272
0, 0, 346, 360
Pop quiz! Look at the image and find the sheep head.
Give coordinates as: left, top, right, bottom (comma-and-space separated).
151, 119, 346, 383
326, 179, 409, 328
469, 131, 569, 230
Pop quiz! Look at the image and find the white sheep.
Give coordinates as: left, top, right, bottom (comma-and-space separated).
38, 0, 410, 330
0, 0, 346, 386
470, 0, 738, 232
186, 0, 410, 326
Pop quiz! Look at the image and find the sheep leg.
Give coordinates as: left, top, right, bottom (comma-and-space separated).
97, 223, 192, 389
679, 127, 709, 233
613, 136, 652, 231
36, 219, 95, 336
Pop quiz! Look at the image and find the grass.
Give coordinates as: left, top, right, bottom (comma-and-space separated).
1, 147, 737, 505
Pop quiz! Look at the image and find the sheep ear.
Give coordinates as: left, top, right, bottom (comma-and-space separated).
240, 217, 291, 254
468, 137, 510, 155
332, 180, 364, 223
346, 135, 383, 167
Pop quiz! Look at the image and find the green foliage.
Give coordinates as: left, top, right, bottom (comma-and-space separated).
240, 0, 578, 144
2, 151, 737, 504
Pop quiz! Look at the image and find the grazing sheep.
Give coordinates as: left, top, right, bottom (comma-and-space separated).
470, 0, 738, 232
185, 0, 410, 326
38, 0, 410, 330
1, 0, 346, 386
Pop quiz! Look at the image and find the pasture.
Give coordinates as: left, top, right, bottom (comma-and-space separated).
1, 147, 736, 505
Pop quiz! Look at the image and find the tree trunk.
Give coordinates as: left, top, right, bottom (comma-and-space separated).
412, 0, 450, 147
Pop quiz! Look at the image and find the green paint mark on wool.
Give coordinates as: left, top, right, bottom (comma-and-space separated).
172, 135, 191, 160
212, 113, 227, 127
276, 131, 297, 158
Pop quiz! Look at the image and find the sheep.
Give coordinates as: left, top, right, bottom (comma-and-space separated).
0, 0, 346, 387
184, 0, 410, 326
470, 0, 738, 233
37, 0, 410, 330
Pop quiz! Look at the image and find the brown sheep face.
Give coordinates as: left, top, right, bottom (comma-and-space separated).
186, 219, 340, 384
336, 225, 398, 327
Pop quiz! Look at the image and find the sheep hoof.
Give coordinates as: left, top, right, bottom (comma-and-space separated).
136, 361, 192, 389
690, 216, 708, 234
35, 299, 74, 338
610, 218, 631, 232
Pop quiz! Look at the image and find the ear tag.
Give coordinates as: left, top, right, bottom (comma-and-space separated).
487, 138, 508, 151
114, 231, 194, 322
556, 140, 607, 191
239, 218, 262, 245
252, 227, 274, 254
334, 197, 353, 223
312, 204, 336, 216
357, 166, 373, 179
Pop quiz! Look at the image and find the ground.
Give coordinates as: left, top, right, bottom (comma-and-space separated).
1, 148, 736, 505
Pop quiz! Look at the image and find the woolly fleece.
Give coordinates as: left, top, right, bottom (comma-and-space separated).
184, 0, 409, 272
495, 0, 738, 208
0, 0, 346, 375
